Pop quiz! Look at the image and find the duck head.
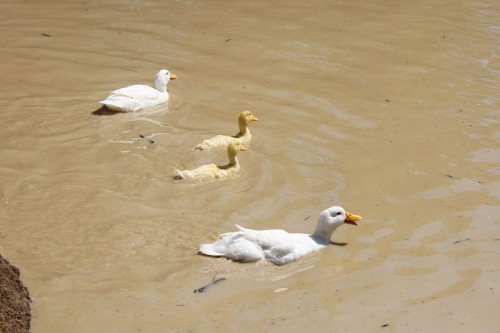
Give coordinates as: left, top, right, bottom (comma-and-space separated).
226, 141, 247, 166
228, 141, 248, 155
312, 206, 362, 242
237, 111, 258, 136
154, 69, 176, 91
239, 110, 258, 125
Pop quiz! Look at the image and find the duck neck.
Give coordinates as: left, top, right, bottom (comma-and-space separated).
227, 152, 239, 168
311, 218, 337, 243
153, 78, 167, 93
237, 120, 251, 139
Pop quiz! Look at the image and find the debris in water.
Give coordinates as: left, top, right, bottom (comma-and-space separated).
381, 324, 389, 328
453, 238, 470, 244
41, 33, 51, 37
194, 274, 226, 293
139, 134, 154, 144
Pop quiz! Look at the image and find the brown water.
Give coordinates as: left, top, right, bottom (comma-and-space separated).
1, 0, 499, 331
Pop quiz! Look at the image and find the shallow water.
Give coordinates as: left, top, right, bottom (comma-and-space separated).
0, 0, 499, 332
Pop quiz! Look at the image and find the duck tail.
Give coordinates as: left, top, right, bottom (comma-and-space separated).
199, 243, 224, 257
172, 168, 187, 180
192, 143, 204, 151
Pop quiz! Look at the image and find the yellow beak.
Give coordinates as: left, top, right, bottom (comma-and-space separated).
345, 212, 362, 226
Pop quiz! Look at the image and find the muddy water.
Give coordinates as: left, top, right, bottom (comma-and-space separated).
0, 0, 499, 331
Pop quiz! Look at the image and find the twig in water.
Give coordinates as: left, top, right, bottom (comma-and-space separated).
139, 134, 154, 144
194, 274, 226, 293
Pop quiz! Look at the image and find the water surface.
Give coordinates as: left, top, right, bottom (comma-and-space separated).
0, 0, 499, 332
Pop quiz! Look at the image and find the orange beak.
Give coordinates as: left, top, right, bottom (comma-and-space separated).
240, 144, 248, 152
344, 212, 362, 226
170, 73, 177, 80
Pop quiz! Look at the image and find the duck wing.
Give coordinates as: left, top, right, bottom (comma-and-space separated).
108, 84, 161, 100
193, 135, 237, 151
236, 225, 312, 265
199, 230, 264, 262
200, 225, 318, 265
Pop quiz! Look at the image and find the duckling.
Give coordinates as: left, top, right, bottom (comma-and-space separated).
174, 141, 248, 179
199, 206, 362, 265
99, 69, 176, 112
193, 111, 258, 150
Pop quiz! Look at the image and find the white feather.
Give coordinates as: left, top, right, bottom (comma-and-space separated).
199, 206, 362, 265
100, 69, 176, 112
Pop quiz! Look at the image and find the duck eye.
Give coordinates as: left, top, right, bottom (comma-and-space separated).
337, 212, 341, 215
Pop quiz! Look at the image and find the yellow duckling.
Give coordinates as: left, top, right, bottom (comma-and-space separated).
193, 111, 258, 150
174, 141, 248, 180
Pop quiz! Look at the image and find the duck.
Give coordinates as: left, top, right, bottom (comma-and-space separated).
174, 141, 248, 179
99, 69, 176, 112
199, 206, 362, 265
193, 111, 258, 150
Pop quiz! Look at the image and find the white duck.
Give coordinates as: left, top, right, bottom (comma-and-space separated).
99, 69, 176, 112
193, 111, 258, 150
199, 206, 362, 265
174, 141, 247, 179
